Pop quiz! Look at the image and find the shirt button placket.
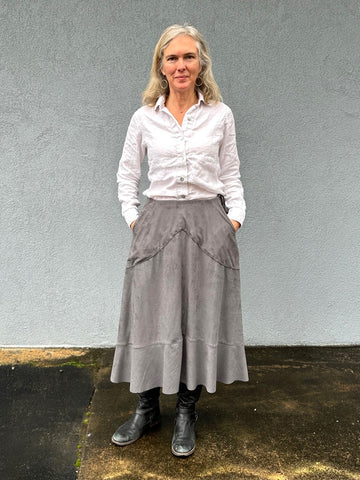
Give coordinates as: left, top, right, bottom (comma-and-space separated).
177, 168, 187, 199
177, 129, 187, 199
179, 136, 187, 199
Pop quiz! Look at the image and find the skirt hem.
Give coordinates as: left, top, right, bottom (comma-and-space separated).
110, 378, 249, 395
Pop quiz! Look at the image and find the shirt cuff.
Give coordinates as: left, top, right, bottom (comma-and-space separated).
227, 207, 245, 227
123, 208, 139, 228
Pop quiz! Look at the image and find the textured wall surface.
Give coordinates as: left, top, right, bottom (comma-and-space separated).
1, 0, 359, 346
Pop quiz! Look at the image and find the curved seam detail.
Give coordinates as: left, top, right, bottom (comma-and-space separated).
186, 231, 239, 270
126, 228, 184, 269
127, 229, 239, 270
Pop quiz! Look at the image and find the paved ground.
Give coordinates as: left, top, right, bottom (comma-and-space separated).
0, 347, 359, 480
0, 349, 96, 480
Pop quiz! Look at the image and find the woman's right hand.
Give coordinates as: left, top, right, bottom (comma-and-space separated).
130, 220, 136, 230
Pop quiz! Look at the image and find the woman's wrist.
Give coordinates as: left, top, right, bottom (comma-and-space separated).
230, 219, 241, 231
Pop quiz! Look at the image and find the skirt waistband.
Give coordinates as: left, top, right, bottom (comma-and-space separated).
145, 196, 219, 206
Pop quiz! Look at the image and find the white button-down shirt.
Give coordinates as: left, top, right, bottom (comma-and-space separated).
117, 94, 246, 227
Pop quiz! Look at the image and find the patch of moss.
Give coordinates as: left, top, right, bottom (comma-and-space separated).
60, 360, 97, 369
75, 444, 82, 469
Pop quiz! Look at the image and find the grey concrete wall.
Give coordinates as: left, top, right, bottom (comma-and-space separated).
1, 0, 359, 346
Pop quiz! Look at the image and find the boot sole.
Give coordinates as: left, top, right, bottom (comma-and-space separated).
171, 444, 196, 457
111, 419, 160, 447
111, 435, 139, 446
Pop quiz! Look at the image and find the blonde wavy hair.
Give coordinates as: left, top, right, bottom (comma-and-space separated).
142, 24, 222, 106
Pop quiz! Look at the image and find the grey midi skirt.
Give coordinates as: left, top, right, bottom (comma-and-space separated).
110, 196, 248, 394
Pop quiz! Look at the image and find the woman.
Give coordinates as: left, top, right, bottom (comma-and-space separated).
110, 24, 248, 457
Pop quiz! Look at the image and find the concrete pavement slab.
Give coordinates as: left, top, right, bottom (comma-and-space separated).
79, 347, 360, 480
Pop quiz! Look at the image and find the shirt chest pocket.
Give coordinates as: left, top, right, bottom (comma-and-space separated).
145, 131, 181, 163
190, 133, 222, 161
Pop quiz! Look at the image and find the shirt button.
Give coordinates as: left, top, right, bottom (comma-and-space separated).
181, 195, 186, 199
180, 177, 184, 182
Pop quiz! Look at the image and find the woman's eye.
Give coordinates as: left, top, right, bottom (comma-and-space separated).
167, 57, 176, 62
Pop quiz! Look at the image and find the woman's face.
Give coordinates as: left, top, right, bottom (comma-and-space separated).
161, 35, 202, 96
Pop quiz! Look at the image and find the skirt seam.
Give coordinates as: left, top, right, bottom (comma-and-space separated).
127, 229, 239, 270
114, 338, 244, 349
186, 338, 245, 348
114, 340, 182, 349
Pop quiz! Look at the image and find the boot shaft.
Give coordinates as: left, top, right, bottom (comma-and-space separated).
136, 387, 160, 415
176, 383, 202, 411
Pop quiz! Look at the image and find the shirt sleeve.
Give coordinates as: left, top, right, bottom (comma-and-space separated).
116, 110, 146, 227
218, 107, 246, 226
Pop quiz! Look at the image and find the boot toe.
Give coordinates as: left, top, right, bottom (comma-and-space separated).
111, 412, 160, 446
112, 426, 140, 446
172, 440, 195, 457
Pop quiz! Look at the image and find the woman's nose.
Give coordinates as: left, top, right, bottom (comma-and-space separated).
177, 58, 185, 70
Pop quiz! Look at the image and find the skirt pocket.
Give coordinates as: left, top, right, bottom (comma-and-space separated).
132, 200, 152, 233
217, 195, 236, 233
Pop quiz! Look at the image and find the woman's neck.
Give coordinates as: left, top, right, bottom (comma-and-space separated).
166, 90, 198, 114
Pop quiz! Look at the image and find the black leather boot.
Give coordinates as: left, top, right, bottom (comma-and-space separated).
112, 387, 160, 446
171, 383, 202, 457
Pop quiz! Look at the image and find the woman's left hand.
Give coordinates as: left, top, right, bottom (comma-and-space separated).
230, 219, 241, 232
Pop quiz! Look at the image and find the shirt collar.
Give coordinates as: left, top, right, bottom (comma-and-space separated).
154, 92, 205, 111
